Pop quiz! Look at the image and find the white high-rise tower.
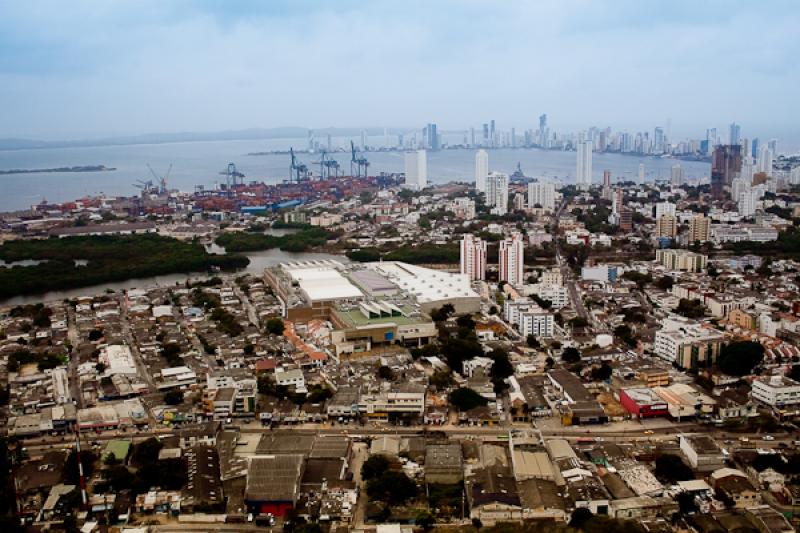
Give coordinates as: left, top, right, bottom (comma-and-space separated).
486, 172, 509, 215
404, 149, 427, 190
460, 234, 487, 281
474, 150, 489, 193
576, 139, 593, 189
528, 182, 556, 210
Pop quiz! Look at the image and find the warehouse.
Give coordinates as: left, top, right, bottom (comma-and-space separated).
618, 388, 669, 418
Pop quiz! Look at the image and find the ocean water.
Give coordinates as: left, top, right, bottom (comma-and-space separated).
0, 136, 711, 212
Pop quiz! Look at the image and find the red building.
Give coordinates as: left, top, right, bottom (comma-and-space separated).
619, 388, 668, 418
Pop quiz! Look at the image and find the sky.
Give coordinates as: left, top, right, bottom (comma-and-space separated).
1, 0, 799, 144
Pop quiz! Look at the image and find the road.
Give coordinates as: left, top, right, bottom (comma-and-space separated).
65, 304, 83, 409
552, 195, 592, 329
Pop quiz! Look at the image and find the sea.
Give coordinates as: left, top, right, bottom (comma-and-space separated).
0, 134, 712, 213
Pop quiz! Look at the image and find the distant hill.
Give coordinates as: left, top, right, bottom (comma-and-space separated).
0, 126, 404, 151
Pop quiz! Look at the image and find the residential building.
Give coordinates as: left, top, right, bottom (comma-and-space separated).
486, 172, 509, 215
653, 318, 724, 369
460, 234, 487, 281
655, 215, 677, 239
688, 215, 711, 243
655, 249, 708, 272
528, 181, 556, 210
475, 149, 489, 193
499, 233, 524, 287
576, 138, 593, 190
404, 149, 427, 190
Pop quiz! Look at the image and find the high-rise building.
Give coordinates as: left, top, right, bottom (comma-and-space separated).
474, 150, 489, 193
576, 139, 593, 189
490, 120, 496, 146
655, 215, 678, 238
360, 129, 367, 150
426, 123, 439, 151
768, 138, 778, 155
688, 215, 710, 243
729, 122, 741, 146
711, 145, 742, 199
654, 127, 665, 153
670, 164, 685, 186
404, 149, 427, 190
460, 234, 487, 281
655, 202, 676, 220
751, 138, 760, 159
738, 188, 759, 217
603, 169, 612, 188
528, 182, 556, 210
618, 207, 633, 232
499, 234, 524, 287
757, 145, 774, 175
486, 172, 509, 214
538, 114, 548, 147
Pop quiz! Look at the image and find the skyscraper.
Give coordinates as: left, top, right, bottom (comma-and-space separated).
757, 145, 774, 175
404, 149, 428, 190
528, 182, 556, 210
538, 114, 548, 147
460, 234, 487, 281
576, 139, 593, 190
654, 127, 665, 153
426, 123, 439, 151
486, 172, 509, 214
729, 122, 741, 146
711, 145, 742, 199
499, 234, 524, 287
670, 164, 685, 186
474, 150, 489, 193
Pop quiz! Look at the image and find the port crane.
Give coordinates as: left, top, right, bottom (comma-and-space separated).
132, 179, 157, 195
314, 150, 341, 180
146, 163, 172, 194
350, 140, 369, 177
288, 148, 310, 182
219, 162, 245, 188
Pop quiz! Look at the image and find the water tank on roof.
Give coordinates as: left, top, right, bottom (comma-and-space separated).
596, 334, 613, 348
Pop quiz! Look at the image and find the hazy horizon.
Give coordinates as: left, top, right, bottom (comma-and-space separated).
2, 1, 799, 143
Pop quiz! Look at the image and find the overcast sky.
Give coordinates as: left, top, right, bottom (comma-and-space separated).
1, 0, 798, 142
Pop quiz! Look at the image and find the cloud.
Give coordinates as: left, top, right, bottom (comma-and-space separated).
0, 0, 798, 141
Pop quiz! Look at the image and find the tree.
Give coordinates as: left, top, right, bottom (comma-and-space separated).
132, 437, 163, 466
64, 450, 97, 486
488, 348, 513, 393
95, 362, 106, 374
366, 470, 417, 504
449, 387, 489, 411
526, 334, 540, 349
377, 365, 394, 381
562, 347, 581, 363
656, 275, 674, 291
654, 454, 694, 484
429, 369, 454, 391
545, 356, 555, 369
415, 511, 435, 531
569, 316, 589, 328
361, 455, 390, 481
164, 389, 184, 405
591, 362, 613, 381
569, 507, 594, 529
430, 304, 455, 323
266, 317, 285, 335
676, 298, 705, 318
88, 328, 104, 341
717, 341, 765, 376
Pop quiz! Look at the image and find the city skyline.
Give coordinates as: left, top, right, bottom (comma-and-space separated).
1, 1, 799, 141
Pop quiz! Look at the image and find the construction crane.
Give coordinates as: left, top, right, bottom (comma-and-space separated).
289, 148, 309, 182
146, 163, 172, 194
350, 140, 369, 177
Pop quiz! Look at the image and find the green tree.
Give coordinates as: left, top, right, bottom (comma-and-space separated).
361, 455, 390, 481
164, 390, 184, 405
717, 341, 765, 376
449, 387, 489, 411
562, 347, 581, 363
266, 317, 285, 335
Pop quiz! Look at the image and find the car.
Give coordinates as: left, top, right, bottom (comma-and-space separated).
762, 435, 775, 441
643, 430, 655, 435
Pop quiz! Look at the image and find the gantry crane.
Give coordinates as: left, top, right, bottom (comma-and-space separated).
350, 140, 369, 177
